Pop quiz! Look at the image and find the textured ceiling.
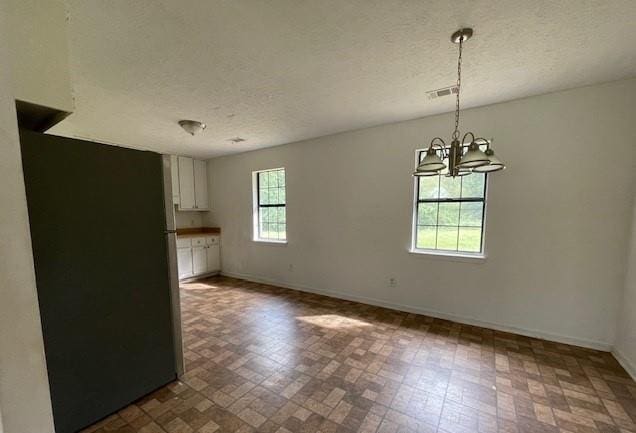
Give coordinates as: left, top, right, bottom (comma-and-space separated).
50, 0, 636, 158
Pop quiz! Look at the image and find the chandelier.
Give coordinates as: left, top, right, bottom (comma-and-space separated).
414, 28, 505, 178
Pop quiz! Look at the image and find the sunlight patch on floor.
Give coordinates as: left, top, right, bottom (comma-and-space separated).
296, 314, 372, 329
182, 281, 218, 290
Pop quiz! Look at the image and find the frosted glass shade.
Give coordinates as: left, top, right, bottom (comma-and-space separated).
457, 142, 489, 168
413, 149, 446, 176
473, 149, 505, 172
415, 170, 440, 177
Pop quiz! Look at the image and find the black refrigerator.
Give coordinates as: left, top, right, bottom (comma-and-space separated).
20, 129, 183, 433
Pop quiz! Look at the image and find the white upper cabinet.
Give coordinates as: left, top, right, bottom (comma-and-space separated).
170, 155, 180, 205
193, 159, 209, 210
175, 156, 209, 211
177, 156, 195, 210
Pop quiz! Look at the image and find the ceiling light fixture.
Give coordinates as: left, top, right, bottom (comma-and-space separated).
178, 120, 206, 136
414, 28, 505, 178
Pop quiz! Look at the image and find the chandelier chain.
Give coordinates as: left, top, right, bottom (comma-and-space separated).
414, 28, 505, 178
452, 38, 463, 140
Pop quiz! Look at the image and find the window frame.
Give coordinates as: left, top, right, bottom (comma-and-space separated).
410, 149, 489, 259
252, 167, 288, 244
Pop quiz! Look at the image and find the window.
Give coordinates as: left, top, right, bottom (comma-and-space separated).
253, 168, 286, 242
412, 150, 487, 255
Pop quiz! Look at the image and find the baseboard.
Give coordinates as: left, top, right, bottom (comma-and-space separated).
220, 271, 612, 352
180, 271, 220, 284
612, 348, 636, 381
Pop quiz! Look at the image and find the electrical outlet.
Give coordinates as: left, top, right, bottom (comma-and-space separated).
190, 219, 196, 226
389, 277, 397, 287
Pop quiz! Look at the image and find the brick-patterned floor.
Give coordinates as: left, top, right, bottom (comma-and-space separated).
84, 276, 636, 433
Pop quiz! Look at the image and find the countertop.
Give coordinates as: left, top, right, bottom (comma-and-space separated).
176, 227, 220, 238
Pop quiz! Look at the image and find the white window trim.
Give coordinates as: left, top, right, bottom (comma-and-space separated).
252, 168, 288, 244
410, 148, 489, 259
408, 247, 487, 262
253, 239, 288, 245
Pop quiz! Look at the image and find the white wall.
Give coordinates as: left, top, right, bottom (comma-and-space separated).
0, 6, 55, 433
206, 78, 636, 350
615, 193, 636, 378
6, 0, 74, 112
174, 210, 204, 229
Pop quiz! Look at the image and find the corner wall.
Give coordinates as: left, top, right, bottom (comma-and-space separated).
0, 7, 55, 433
206, 78, 636, 350
615, 193, 636, 379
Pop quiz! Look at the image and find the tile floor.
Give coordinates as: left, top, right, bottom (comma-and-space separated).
84, 276, 636, 433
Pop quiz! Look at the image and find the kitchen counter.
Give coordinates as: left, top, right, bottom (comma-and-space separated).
176, 227, 220, 238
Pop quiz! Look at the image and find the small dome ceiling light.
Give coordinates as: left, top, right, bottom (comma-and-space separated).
414, 28, 506, 178
178, 120, 206, 136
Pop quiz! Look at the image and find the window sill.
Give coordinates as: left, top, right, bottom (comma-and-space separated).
253, 239, 288, 246
408, 248, 486, 263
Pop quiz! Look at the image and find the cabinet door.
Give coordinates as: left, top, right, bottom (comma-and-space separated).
170, 155, 180, 205
193, 159, 209, 210
206, 245, 220, 272
177, 247, 193, 279
177, 156, 195, 210
192, 246, 207, 275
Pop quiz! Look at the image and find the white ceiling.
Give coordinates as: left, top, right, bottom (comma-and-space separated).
50, 0, 636, 159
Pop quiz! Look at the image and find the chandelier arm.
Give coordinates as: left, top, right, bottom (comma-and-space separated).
461, 132, 475, 145
429, 137, 447, 155
430, 137, 446, 147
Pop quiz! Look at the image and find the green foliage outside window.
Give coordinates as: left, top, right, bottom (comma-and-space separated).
415, 153, 486, 253
257, 168, 286, 240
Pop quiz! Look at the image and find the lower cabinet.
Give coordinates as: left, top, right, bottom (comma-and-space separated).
192, 246, 207, 275
176, 235, 220, 280
177, 247, 193, 280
